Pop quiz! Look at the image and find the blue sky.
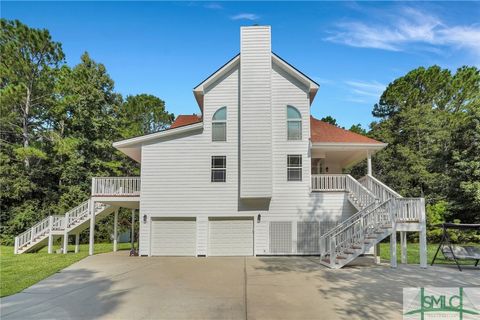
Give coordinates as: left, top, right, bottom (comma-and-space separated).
2, 1, 480, 129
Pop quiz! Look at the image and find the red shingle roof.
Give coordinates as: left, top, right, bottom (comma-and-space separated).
310, 116, 383, 144
170, 115, 202, 129
170, 114, 383, 144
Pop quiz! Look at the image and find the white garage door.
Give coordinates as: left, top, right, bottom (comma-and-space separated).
208, 217, 253, 256
151, 218, 196, 256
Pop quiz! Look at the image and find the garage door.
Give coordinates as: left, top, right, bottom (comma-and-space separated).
208, 217, 253, 256
151, 218, 196, 256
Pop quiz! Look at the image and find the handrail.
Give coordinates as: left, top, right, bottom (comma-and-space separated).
359, 174, 402, 201
92, 177, 140, 196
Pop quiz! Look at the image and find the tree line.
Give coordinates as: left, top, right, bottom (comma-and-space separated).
1, 19, 479, 244
0, 20, 174, 244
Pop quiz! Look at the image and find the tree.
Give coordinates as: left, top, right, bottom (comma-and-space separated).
118, 94, 174, 138
349, 124, 366, 135
320, 116, 339, 126
0, 19, 64, 169
364, 65, 480, 224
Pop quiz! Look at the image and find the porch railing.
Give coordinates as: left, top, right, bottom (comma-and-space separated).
91, 177, 141, 197
358, 174, 402, 202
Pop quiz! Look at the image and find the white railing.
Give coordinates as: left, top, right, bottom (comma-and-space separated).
311, 174, 347, 191
359, 175, 424, 223
393, 198, 425, 223
15, 215, 55, 254
52, 215, 66, 231
358, 174, 402, 202
66, 200, 90, 228
92, 177, 141, 197
322, 199, 394, 267
312, 174, 376, 207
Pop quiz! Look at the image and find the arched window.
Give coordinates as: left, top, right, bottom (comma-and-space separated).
287, 106, 302, 140
212, 107, 227, 141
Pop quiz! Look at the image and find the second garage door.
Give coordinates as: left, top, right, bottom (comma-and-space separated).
208, 217, 254, 256
151, 218, 196, 256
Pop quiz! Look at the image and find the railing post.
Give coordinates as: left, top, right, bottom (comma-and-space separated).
14, 237, 19, 254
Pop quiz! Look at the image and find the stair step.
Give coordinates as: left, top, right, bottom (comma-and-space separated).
343, 250, 355, 254
351, 245, 362, 249
336, 256, 347, 260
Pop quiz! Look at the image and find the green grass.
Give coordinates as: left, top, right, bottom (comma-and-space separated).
379, 242, 480, 266
0, 242, 133, 297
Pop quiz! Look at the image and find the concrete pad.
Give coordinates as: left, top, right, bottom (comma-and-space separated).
1, 253, 478, 320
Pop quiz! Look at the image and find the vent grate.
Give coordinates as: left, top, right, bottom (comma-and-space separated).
269, 222, 292, 254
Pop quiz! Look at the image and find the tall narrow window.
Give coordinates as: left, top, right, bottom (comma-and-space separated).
287, 106, 302, 140
287, 155, 302, 181
211, 156, 226, 182
212, 107, 227, 141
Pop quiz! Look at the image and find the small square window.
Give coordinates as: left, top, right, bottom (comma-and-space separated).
211, 156, 226, 182
287, 155, 302, 181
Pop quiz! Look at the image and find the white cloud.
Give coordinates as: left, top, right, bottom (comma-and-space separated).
345, 80, 386, 103
325, 7, 480, 57
204, 3, 222, 10
230, 13, 260, 21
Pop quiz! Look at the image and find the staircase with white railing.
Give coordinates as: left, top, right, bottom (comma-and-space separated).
14, 177, 140, 254
315, 174, 426, 269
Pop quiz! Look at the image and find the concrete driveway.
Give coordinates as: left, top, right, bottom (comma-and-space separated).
1, 252, 478, 320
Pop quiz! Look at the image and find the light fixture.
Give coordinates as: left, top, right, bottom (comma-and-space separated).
143, 214, 147, 224
257, 214, 261, 223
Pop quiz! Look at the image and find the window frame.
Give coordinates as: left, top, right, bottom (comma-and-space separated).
287, 155, 302, 181
287, 106, 302, 141
211, 156, 226, 182
212, 107, 227, 142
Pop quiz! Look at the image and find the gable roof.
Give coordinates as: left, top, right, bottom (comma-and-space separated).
193, 52, 320, 111
310, 116, 385, 145
170, 115, 202, 129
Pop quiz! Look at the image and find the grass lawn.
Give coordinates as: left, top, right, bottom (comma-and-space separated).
379, 242, 480, 266
0, 242, 134, 298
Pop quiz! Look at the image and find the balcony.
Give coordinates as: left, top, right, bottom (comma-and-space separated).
92, 177, 141, 197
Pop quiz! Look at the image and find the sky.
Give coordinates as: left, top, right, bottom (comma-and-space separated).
2, 1, 480, 129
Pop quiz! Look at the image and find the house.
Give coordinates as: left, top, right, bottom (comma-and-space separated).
14, 26, 427, 269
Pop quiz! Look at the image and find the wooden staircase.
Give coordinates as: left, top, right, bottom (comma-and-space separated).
319, 175, 426, 269
14, 200, 114, 254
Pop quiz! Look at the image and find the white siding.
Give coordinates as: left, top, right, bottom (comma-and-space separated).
240, 26, 272, 198
138, 39, 356, 256
139, 66, 240, 255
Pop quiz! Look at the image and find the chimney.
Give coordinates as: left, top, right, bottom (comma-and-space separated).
239, 26, 272, 198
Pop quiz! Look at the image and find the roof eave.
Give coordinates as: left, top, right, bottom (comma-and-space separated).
113, 122, 204, 149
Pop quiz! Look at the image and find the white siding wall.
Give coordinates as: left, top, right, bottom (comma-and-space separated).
139, 67, 241, 255
240, 26, 272, 198
139, 50, 356, 256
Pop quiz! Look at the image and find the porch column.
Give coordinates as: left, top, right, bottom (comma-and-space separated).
400, 231, 407, 264
63, 212, 69, 254
390, 231, 397, 268
89, 199, 95, 256
419, 198, 427, 269
367, 150, 372, 176
113, 209, 118, 252
75, 233, 80, 253
48, 215, 54, 254
374, 244, 381, 264
131, 209, 135, 250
